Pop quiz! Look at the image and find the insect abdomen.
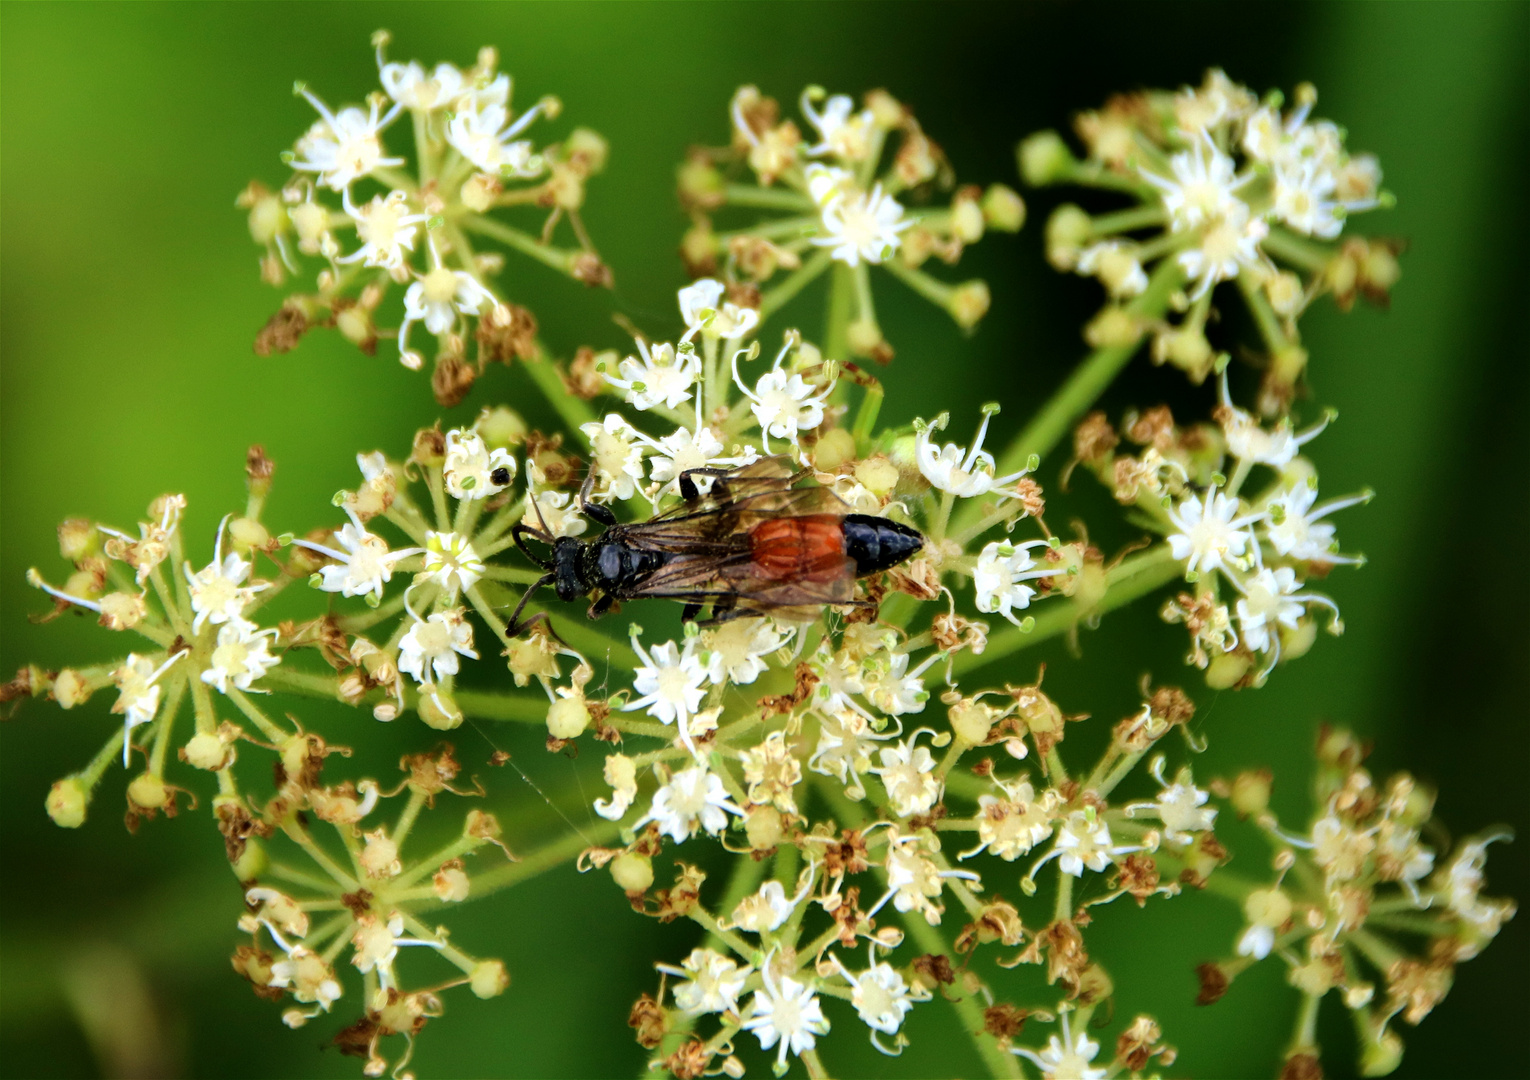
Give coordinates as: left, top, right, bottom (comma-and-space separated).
749, 515, 849, 582
841, 514, 923, 575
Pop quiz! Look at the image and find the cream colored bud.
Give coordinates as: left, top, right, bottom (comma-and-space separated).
677, 158, 725, 208
949, 700, 994, 746
1266, 271, 1304, 317
289, 202, 328, 247
98, 592, 148, 631
866, 89, 904, 129
228, 517, 270, 554
951, 194, 985, 244
232, 837, 269, 880
184, 732, 233, 771
1359, 1023, 1403, 1077
470, 959, 510, 999
128, 772, 170, 810
981, 184, 1026, 232
63, 569, 103, 601
610, 851, 654, 893
248, 193, 288, 245
1084, 306, 1144, 349
1230, 769, 1273, 818
565, 127, 609, 174
1280, 620, 1320, 661
419, 687, 464, 731
744, 804, 784, 851
336, 306, 373, 346
547, 695, 590, 740
461, 172, 499, 213
1045, 204, 1093, 270
1152, 326, 1215, 382
948, 280, 991, 329
476, 405, 527, 449
1205, 652, 1251, 690
58, 519, 100, 562
1244, 887, 1292, 928
433, 865, 471, 902
53, 669, 92, 709
853, 457, 900, 497
360, 829, 401, 879
46, 777, 88, 828
812, 428, 857, 471
466, 809, 503, 841
1018, 130, 1077, 186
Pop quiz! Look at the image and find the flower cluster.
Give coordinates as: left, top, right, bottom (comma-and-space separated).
678, 84, 1024, 361
1021, 68, 1399, 412
1069, 368, 1369, 688
1199, 726, 1515, 1077
6, 49, 1512, 1080
239, 31, 610, 406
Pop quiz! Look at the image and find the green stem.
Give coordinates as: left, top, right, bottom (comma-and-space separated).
760, 248, 834, 319
724, 184, 814, 212
824, 262, 855, 360
1260, 228, 1332, 275
465, 818, 621, 900
1090, 204, 1167, 236
901, 912, 1023, 1078
520, 348, 598, 431
458, 214, 576, 275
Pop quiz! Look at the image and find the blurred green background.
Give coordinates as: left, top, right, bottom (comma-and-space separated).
2, 2, 1526, 1077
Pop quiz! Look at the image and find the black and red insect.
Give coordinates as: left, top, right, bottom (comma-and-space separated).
506, 457, 923, 633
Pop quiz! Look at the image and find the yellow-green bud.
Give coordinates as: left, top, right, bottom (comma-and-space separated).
547, 695, 590, 740
565, 127, 609, 174
289, 201, 327, 246
949, 700, 995, 746
419, 688, 464, 731
58, 519, 100, 562
677, 158, 725, 208
1084, 306, 1145, 350
981, 184, 1026, 232
46, 777, 88, 828
1280, 620, 1319, 661
1045, 204, 1093, 270
232, 836, 269, 880
846, 318, 884, 358
1244, 887, 1292, 928
951, 193, 985, 244
611, 851, 654, 893
744, 804, 784, 852
1018, 130, 1077, 186
228, 517, 270, 554
812, 428, 856, 471
184, 732, 232, 771
248, 192, 287, 245
53, 669, 92, 709
1230, 769, 1272, 818
948, 280, 991, 329
336, 305, 373, 346
471, 959, 511, 999
476, 405, 527, 449
1358, 1022, 1404, 1077
853, 457, 899, 498
1205, 652, 1251, 690
128, 772, 170, 810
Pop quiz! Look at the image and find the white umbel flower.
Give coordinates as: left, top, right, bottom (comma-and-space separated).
421, 531, 485, 593
831, 953, 916, 1036
580, 414, 646, 502
742, 963, 830, 1074
339, 190, 427, 270
733, 340, 833, 453
398, 266, 498, 359
701, 617, 792, 687
294, 513, 422, 601
639, 763, 741, 844
814, 183, 910, 266
604, 340, 701, 412
869, 735, 942, 818
201, 618, 281, 694
802, 91, 875, 160
916, 409, 1029, 500
442, 428, 516, 500
112, 652, 183, 765
624, 636, 708, 750
1263, 483, 1368, 564
678, 278, 760, 341
1012, 1014, 1106, 1080
659, 948, 750, 1014
378, 59, 465, 111
1234, 566, 1306, 655
397, 610, 478, 684
445, 98, 547, 177
973, 540, 1064, 625
185, 519, 268, 633
291, 89, 403, 191
1165, 487, 1256, 576
1141, 132, 1250, 232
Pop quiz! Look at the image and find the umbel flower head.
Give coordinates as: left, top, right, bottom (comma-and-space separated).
239, 31, 611, 407
677, 83, 1025, 362
1021, 68, 1399, 414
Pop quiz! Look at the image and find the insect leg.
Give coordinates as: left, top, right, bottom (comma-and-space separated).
588, 593, 616, 619
511, 523, 555, 570
505, 572, 555, 637
579, 468, 617, 527
678, 466, 736, 501
679, 602, 702, 623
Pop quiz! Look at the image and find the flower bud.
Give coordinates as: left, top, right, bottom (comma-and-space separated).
565, 127, 609, 174
360, 829, 401, 879
52, 669, 92, 709
610, 851, 654, 893
948, 280, 991, 329
1229, 769, 1272, 818
1084, 306, 1144, 349
476, 405, 527, 449
1244, 887, 1292, 928
471, 959, 510, 999
460, 172, 499, 213
853, 456, 900, 498
949, 699, 995, 746
336, 305, 374, 347
98, 592, 148, 631
228, 517, 270, 554
184, 732, 233, 771
1358, 1020, 1403, 1077
744, 804, 784, 852
1280, 620, 1319, 661
846, 318, 885, 359
1045, 204, 1092, 270
433, 864, 471, 902
1017, 130, 1077, 186
812, 428, 856, 471
677, 158, 725, 210
950, 189, 985, 244
419, 687, 464, 731
247, 191, 288, 245
981, 184, 1025, 232
289, 201, 328, 249
127, 772, 170, 810
547, 695, 590, 740
58, 519, 100, 562
232, 837, 269, 880
1204, 652, 1250, 690
46, 777, 88, 828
